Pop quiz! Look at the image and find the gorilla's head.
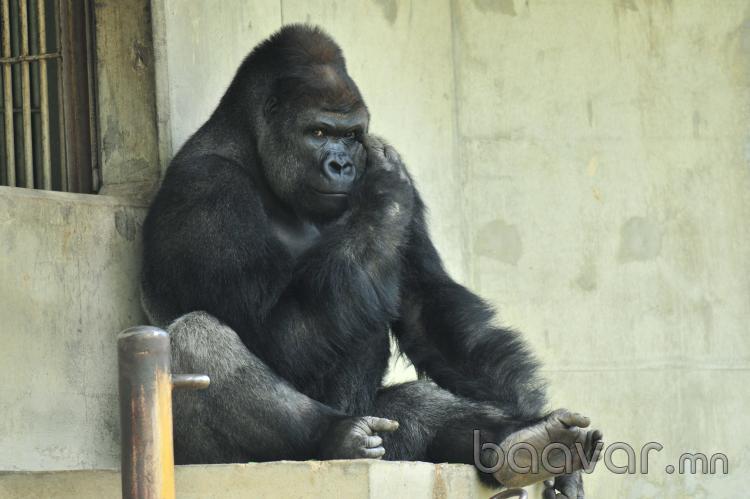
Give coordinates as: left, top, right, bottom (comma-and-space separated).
221, 25, 370, 222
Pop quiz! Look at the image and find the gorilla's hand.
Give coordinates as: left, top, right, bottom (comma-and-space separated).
356, 134, 415, 226
319, 416, 399, 459
543, 472, 585, 499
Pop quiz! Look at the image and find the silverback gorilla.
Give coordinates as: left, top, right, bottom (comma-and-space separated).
141, 25, 602, 496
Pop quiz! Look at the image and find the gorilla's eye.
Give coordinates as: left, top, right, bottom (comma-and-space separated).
344, 131, 357, 140
312, 129, 325, 138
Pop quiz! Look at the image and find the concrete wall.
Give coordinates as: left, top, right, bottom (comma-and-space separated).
153, 1, 749, 497
0, 187, 146, 470
452, 2, 748, 497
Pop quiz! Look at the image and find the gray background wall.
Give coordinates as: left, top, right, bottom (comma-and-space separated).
155, 1, 749, 497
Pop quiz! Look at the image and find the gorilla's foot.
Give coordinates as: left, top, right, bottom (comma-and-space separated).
492, 409, 603, 488
319, 416, 399, 460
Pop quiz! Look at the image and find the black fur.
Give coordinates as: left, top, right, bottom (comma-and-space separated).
142, 25, 548, 484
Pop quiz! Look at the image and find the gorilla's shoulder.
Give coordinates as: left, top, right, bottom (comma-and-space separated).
160, 154, 259, 200
146, 153, 268, 236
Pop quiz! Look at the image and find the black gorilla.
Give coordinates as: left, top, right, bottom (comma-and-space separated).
141, 25, 601, 495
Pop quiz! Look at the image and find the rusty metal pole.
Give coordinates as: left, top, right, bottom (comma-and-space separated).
489, 488, 528, 499
118, 326, 209, 499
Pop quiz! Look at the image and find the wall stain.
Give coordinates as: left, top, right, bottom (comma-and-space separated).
587, 155, 599, 176
587, 98, 594, 127
101, 116, 124, 164
475, 219, 523, 265
474, 0, 517, 16
697, 297, 714, 351
574, 258, 598, 292
374, 0, 398, 25
724, 13, 750, 88
115, 210, 137, 241
692, 110, 705, 139
617, 0, 638, 12
131, 40, 149, 72
618, 216, 663, 262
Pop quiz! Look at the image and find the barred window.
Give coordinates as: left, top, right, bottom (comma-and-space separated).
0, 0, 97, 193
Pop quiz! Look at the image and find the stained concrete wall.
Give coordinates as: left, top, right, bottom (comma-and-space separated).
451, 2, 749, 497
153, 1, 749, 497
0, 187, 146, 470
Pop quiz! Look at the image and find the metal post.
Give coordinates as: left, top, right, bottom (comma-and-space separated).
490, 489, 528, 499
118, 326, 209, 499
36, 0, 52, 189
1, 0, 16, 186
18, 0, 34, 187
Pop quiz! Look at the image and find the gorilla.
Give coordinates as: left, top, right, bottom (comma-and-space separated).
141, 25, 602, 496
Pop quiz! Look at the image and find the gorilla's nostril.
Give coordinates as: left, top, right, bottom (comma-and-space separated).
325, 158, 354, 179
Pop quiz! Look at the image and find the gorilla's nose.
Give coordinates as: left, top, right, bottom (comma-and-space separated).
323, 156, 355, 186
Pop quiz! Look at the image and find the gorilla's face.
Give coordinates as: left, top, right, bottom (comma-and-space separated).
260, 104, 369, 222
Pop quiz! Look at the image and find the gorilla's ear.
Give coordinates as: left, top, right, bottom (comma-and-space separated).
263, 97, 279, 120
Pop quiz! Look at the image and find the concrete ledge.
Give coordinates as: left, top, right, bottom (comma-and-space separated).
0, 461, 505, 498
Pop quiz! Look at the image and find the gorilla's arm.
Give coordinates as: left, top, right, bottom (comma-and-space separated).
144, 152, 411, 387
256, 149, 414, 383
144, 154, 408, 458
391, 194, 546, 420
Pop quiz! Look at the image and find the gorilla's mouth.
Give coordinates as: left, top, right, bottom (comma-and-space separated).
313, 189, 348, 198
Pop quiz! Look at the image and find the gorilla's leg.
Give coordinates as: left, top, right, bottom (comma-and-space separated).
374, 381, 601, 488
168, 312, 396, 463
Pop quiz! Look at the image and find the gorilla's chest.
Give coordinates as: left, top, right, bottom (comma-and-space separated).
270, 218, 321, 258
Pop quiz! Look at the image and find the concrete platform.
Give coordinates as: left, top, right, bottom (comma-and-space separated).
0, 460, 515, 499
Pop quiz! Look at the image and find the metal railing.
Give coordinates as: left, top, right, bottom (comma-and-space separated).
118, 326, 209, 499
1, 0, 97, 192
490, 488, 528, 499
1, 0, 59, 188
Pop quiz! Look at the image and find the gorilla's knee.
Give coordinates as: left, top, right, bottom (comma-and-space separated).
168, 311, 249, 375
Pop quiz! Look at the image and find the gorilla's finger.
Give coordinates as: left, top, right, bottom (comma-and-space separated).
559, 482, 578, 498
554, 473, 581, 499
362, 446, 386, 459
363, 134, 386, 153
583, 430, 603, 460
558, 411, 590, 428
365, 435, 383, 448
364, 416, 399, 433
542, 487, 557, 499
591, 430, 603, 444
383, 144, 402, 164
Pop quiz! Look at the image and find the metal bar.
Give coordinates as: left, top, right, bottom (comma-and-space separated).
37, 0, 51, 189
55, 0, 67, 191
172, 374, 210, 391
56, 57, 66, 191
19, 0, 34, 187
8, 106, 43, 112
1, 0, 16, 186
489, 489, 528, 499
118, 326, 209, 499
0, 52, 60, 63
